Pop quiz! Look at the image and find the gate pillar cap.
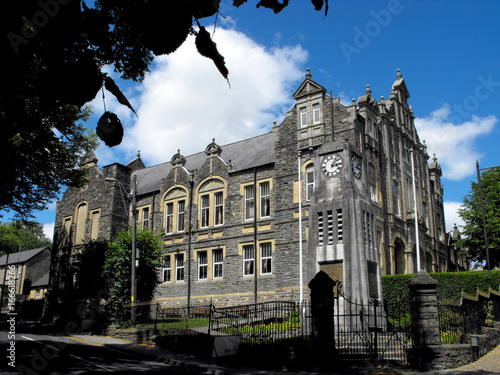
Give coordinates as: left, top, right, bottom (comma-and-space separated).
409, 270, 438, 291
308, 270, 336, 293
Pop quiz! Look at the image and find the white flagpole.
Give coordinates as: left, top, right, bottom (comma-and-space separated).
410, 149, 421, 271
298, 151, 304, 303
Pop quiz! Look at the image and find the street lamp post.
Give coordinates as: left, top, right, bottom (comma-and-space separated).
105, 175, 137, 324
130, 174, 137, 324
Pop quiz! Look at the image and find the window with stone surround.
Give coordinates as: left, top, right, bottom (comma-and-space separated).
177, 200, 185, 232
165, 202, 173, 233
243, 245, 254, 276
260, 242, 272, 275
198, 251, 208, 280
260, 182, 270, 218
313, 103, 320, 124
175, 254, 184, 282
75, 202, 88, 244
306, 164, 315, 201
163, 188, 188, 234
244, 185, 254, 221
90, 209, 100, 240
162, 255, 171, 282
300, 107, 307, 127
201, 194, 210, 228
198, 179, 225, 228
242, 178, 273, 222
213, 249, 223, 279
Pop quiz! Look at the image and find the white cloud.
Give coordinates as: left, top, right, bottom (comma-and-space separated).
120, 28, 308, 166
415, 104, 497, 181
43, 222, 54, 240
443, 201, 464, 233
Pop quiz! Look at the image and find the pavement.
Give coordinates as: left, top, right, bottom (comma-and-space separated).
67, 332, 500, 375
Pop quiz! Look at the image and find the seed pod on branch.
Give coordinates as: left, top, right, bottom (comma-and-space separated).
256, 0, 289, 14
96, 112, 124, 147
195, 24, 229, 82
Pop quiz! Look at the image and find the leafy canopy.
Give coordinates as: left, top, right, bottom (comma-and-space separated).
0, 220, 52, 256
458, 166, 500, 269
102, 227, 163, 325
1, 0, 328, 219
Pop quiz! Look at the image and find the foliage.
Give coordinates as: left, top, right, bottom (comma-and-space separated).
0, 220, 52, 256
74, 240, 108, 300
220, 320, 301, 336
432, 271, 500, 302
381, 274, 413, 323
102, 228, 163, 325
0, 101, 99, 219
458, 166, 500, 269
1, 1, 329, 219
382, 271, 500, 313
441, 330, 463, 344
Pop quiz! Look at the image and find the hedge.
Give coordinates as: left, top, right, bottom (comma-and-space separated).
382, 270, 500, 319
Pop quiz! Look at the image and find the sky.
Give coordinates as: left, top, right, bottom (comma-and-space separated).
2, 0, 500, 241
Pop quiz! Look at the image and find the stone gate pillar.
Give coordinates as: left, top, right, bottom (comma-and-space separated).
308, 270, 337, 370
409, 270, 441, 371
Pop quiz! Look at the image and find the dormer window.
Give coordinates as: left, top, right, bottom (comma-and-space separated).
300, 107, 307, 127
313, 103, 320, 124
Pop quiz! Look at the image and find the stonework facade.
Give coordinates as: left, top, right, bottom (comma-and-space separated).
0, 247, 51, 304
49, 70, 468, 310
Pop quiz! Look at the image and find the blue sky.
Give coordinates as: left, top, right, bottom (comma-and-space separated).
2, 0, 500, 240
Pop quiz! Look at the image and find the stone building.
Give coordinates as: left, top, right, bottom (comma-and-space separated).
48, 69, 468, 311
0, 247, 51, 309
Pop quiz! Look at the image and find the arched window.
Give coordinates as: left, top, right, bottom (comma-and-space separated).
75, 203, 88, 244
198, 179, 225, 228
392, 180, 400, 216
164, 188, 187, 234
394, 238, 405, 274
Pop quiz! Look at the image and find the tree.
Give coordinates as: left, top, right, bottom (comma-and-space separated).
102, 228, 163, 325
0, 220, 52, 256
458, 166, 500, 269
1, 1, 328, 219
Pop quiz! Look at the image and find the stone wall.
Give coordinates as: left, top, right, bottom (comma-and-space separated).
104, 325, 158, 347
409, 271, 500, 371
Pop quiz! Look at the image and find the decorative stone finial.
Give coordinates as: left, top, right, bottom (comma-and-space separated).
352, 98, 356, 105
305, 68, 312, 79
433, 154, 437, 162
171, 149, 186, 166
137, 150, 141, 158
381, 96, 384, 101
205, 138, 222, 157
365, 84, 371, 95
397, 68, 402, 80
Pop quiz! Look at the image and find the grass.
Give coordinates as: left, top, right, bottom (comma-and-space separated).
219, 320, 301, 335
441, 330, 463, 344
134, 317, 211, 330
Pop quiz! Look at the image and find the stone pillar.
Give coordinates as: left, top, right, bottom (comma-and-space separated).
409, 270, 441, 371
405, 244, 415, 274
308, 270, 337, 371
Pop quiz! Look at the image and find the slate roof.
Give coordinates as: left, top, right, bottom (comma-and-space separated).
0, 247, 49, 266
31, 272, 50, 287
133, 131, 276, 195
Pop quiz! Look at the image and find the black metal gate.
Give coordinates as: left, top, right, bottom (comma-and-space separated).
334, 289, 412, 366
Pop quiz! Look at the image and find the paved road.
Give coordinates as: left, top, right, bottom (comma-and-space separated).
0, 330, 199, 375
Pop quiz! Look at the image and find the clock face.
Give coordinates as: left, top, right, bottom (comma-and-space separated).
352, 155, 362, 179
321, 154, 343, 177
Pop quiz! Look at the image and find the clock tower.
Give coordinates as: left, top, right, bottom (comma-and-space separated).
308, 138, 383, 304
